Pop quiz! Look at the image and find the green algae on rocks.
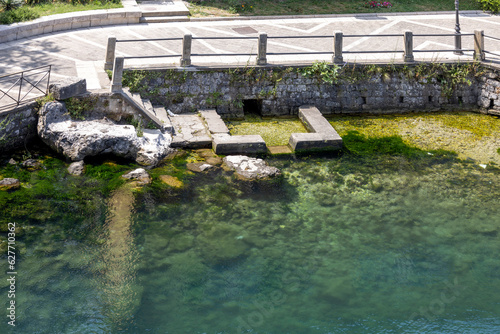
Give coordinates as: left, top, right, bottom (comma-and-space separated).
226, 114, 307, 147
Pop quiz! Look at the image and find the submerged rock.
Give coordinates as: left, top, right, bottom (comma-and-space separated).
186, 162, 214, 173
22, 159, 42, 170
122, 168, 151, 185
37, 101, 173, 166
159, 175, 183, 188
223, 155, 281, 180
0, 178, 20, 191
68, 161, 85, 176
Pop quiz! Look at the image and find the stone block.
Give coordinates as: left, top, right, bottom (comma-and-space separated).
212, 134, 267, 155
49, 77, 87, 100
298, 105, 338, 135
199, 109, 229, 135
0, 26, 17, 43
72, 21, 91, 30
52, 22, 72, 32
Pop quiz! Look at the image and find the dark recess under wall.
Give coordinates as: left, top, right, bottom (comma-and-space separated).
243, 99, 262, 115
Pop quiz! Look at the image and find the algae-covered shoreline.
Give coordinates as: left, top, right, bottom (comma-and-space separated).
0, 112, 499, 333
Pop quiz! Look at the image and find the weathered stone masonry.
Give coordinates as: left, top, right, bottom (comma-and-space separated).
0, 102, 38, 151
1, 64, 500, 152
129, 65, 500, 118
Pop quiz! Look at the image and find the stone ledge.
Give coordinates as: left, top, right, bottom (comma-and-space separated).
199, 109, 230, 135
212, 134, 267, 155
0, 9, 142, 43
288, 105, 343, 152
289, 132, 342, 151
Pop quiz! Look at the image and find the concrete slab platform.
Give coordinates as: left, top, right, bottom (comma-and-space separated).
199, 109, 230, 135
288, 105, 343, 152
170, 114, 212, 148
212, 134, 267, 155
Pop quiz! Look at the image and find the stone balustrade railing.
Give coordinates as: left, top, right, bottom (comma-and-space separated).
107, 30, 494, 93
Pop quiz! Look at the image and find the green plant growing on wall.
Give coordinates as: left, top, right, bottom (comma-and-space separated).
206, 91, 224, 107
64, 95, 98, 120
0, 116, 12, 145
36, 92, 55, 109
126, 116, 144, 137
299, 61, 341, 84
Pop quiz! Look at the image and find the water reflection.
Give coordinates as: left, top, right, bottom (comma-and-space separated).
99, 184, 142, 331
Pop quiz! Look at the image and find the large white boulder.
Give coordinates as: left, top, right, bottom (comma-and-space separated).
223, 155, 281, 180
37, 101, 172, 166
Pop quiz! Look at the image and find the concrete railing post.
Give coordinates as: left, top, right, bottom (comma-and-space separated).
257, 33, 267, 65
403, 31, 414, 62
104, 36, 116, 71
111, 57, 124, 93
474, 30, 485, 61
181, 34, 192, 67
333, 31, 343, 64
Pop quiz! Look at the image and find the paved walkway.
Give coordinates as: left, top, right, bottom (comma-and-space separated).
1, 10, 500, 93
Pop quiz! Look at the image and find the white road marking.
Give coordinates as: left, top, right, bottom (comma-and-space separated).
76, 61, 101, 90
123, 28, 178, 55
344, 19, 401, 51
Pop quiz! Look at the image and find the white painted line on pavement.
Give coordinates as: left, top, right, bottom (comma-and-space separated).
76, 61, 101, 90
177, 26, 227, 54
344, 19, 401, 51
72, 33, 132, 58
403, 19, 460, 33
457, 16, 500, 27
192, 25, 320, 53
414, 40, 455, 50
266, 20, 331, 34
123, 28, 178, 55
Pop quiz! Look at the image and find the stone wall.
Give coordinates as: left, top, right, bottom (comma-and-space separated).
477, 67, 500, 116
0, 94, 142, 153
0, 102, 39, 151
130, 64, 484, 118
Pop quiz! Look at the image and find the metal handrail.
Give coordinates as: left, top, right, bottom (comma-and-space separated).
414, 33, 475, 37
484, 35, 500, 42
414, 49, 474, 53
484, 50, 500, 57
117, 37, 183, 42
108, 31, 500, 68
0, 65, 51, 111
343, 34, 403, 37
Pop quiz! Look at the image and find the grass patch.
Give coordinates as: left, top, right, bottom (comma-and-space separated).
186, 0, 481, 17
1, 1, 122, 25
226, 114, 307, 146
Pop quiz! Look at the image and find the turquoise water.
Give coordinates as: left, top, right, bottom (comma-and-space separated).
1, 149, 500, 333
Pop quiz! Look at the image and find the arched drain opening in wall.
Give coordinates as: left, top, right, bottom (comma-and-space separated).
490, 99, 495, 109
243, 99, 263, 115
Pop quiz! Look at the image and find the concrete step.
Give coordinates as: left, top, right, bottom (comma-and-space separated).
141, 99, 155, 113
153, 106, 173, 133
130, 92, 143, 104
170, 114, 211, 149
141, 10, 189, 17
139, 16, 189, 23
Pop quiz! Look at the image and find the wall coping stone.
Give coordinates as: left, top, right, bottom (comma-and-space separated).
0, 9, 487, 43
212, 134, 267, 155
0, 7, 141, 43
289, 106, 343, 152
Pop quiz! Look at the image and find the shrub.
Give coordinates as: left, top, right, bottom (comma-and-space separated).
477, 0, 500, 13
0, 6, 39, 24
0, 0, 22, 11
